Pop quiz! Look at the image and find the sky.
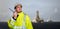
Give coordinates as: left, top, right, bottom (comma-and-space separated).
0, 0, 60, 22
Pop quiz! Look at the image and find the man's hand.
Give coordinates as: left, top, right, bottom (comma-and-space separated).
13, 11, 18, 19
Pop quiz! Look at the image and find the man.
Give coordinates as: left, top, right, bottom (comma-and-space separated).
8, 4, 33, 29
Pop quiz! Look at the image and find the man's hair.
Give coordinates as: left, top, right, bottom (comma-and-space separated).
14, 4, 22, 9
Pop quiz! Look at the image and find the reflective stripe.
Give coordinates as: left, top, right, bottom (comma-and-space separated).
22, 13, 26, 29
10, 17, 16, 26
14, 26, 22, 29
10, 21, 14, 26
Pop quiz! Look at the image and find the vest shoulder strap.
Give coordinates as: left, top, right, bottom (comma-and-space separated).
23, 13, 26, 21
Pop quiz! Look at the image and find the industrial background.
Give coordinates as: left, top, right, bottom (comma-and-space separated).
0, 0, 60, 22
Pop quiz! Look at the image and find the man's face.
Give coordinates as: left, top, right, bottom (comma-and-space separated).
15, 5, 22, 13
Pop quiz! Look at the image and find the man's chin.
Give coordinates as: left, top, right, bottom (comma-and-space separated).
17, 11, 22, 13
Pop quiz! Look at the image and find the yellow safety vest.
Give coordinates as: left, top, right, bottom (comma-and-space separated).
8, 12, 33, 29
